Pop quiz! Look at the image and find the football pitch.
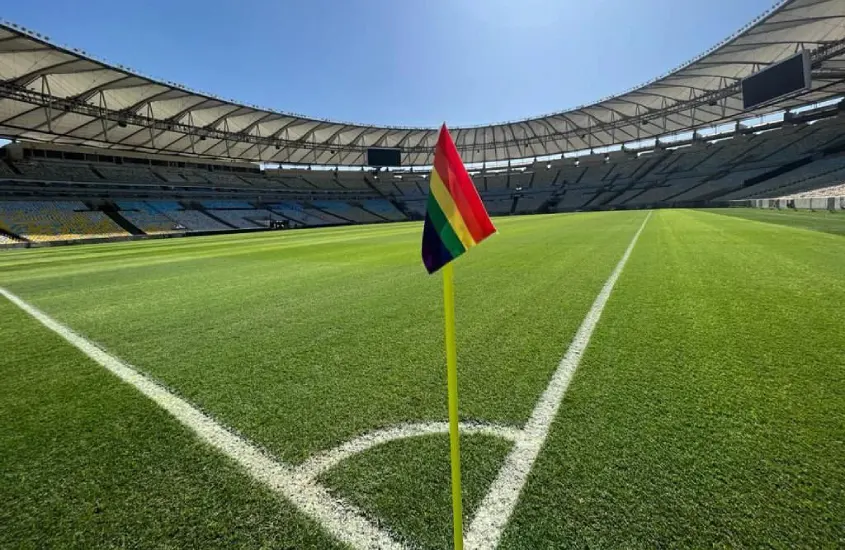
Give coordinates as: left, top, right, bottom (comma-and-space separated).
2, 208, 843, 548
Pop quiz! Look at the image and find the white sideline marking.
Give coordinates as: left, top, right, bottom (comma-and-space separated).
464, 211, 652, 550
0, 287, 405, 550
297, 421, 521, 481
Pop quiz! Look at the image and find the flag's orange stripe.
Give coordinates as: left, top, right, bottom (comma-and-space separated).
434, 127, 496, 242
430, 168, 476, 249
437, 132, 495, 239
433, 140, 486, 242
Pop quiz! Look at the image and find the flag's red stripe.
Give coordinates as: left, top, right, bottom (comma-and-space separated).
434, 126, 496, 243
433, 134, 486, 241
432, 160, 484, 245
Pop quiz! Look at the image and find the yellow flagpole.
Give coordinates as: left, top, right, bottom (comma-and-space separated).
442, 261, 464, 550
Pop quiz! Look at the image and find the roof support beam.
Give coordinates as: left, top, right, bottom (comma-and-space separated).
506, 124, 524, 159
40, 75, 53, 133
0, 73, 141, 131
98, 90, 109, 142
519, 121, 543, 157
13, 58, 89, 87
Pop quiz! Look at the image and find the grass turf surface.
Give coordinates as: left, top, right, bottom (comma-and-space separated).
0, 296, 342, 549
1, 208, 842, 548
322, 434, 513, 549
708, 206, 845, 236
0, 213, 644, 464
500, 209, 845, 548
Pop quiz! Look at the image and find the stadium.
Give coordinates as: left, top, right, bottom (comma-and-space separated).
1, 0, 844, 548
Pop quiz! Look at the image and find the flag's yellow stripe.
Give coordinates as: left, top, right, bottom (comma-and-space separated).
430, 168, 476, 250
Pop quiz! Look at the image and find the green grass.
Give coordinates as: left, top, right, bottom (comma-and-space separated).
500, 209, 845, 548
322, 434, 512, 549
709, 207, 845, 236
1, 209, 843, 548
0, 296, 342, 549
0, 213, 644, 463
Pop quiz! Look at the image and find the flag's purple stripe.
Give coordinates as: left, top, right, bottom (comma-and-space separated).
421, 213, 455, 274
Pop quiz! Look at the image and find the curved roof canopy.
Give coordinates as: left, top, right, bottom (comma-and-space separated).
0, 0, 844, 166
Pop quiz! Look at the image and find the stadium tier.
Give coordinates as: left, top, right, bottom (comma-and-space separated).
0, 201, 128, 242
116, 201, 182, 234
362, 199, 406, 221
1, 106, 845, 246
310, 200, 384, 223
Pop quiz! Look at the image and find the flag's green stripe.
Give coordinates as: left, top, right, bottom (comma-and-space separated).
427, 194, 466, 258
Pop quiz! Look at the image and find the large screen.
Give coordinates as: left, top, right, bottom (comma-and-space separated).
367, 147, 402, 167
741, 51, 811, 110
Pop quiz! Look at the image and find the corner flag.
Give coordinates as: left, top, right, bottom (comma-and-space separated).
422, 124, 495, 549
422, 124, 496, 274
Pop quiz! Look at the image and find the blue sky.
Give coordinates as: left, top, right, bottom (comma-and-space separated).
4, 0, 774, 127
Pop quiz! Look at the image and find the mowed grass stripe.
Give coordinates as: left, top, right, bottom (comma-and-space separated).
706, 207, 845, 237
0, 223, 421, 281
0, 295, 343, 549
499, 209, 845, 548
2, 212, 647, 463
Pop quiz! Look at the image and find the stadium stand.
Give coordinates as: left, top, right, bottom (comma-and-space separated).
720, 156, 845, 200
514, 191, 552, 214
123, 201, 228, 232
207, 209, 283, 229
153, 169, 190, 184
392, 179, 426, 197
196, 201, 286, 229
782, 182, 845, 198
14, 161, 98, 182
482, 193, 514, 216
3, 102, 845, 247
0, 161, 17, 179
165, 209, 230, 232
267, 202, 329, 226
338, 174, 372, 190
484, 173, 509, 191
311, 200, 382, 223
202, 200, 254, 209
303, 203, 350, 225
362, 199, 405, 221
96, 165, 161, 185
0, 201, 127, 241
116, 201, 182, 234
371, 177, 402, 196
203, 170, 250, 187
295, 171, 338, 190
402, 199, 428, 219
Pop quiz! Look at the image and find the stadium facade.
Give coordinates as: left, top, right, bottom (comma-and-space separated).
0, 0, 844, 246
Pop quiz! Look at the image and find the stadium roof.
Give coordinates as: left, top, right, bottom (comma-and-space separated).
0, 0, 844, 167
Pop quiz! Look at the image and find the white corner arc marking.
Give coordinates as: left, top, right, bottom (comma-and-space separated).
297, 421, 520, 482
464, 211, 651, 550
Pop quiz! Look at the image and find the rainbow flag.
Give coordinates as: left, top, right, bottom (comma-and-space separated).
422, 125, 496, 274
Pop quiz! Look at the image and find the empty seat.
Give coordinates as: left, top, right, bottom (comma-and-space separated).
0, 201, 127, 242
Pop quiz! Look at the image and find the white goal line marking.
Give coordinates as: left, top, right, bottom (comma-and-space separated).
465, 211, 651, 549
1, 209, 650, 550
